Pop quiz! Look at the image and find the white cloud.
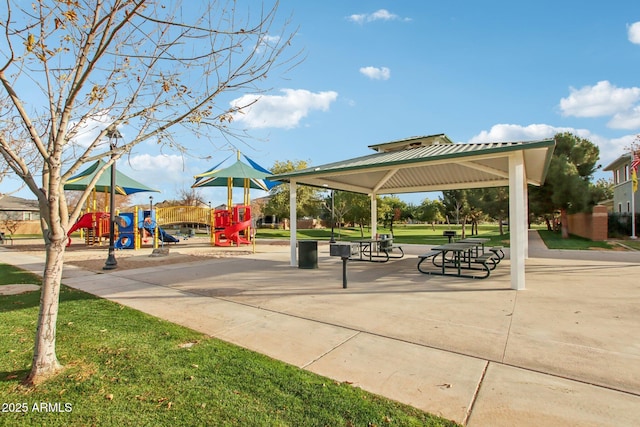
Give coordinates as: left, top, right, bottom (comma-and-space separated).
68, 111, 117, 148
467, 123, 636, 171
628, 21, 640, 44
608, 106, 640, 129
127, 154, 184, 173
119, 153, 187, 201
230, 89, 338, 129
347, 9, 410, 24
256, 34, 281, 53
467, 123, 583, 143
359, 66, 391, 80
559, 80, 640, 118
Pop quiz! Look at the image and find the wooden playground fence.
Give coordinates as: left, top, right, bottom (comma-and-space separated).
156, 206, 211, 227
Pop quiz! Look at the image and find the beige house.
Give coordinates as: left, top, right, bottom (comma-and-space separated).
0, 194, 41, 236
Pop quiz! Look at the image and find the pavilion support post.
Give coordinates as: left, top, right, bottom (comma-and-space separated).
523, 171, 529, 259
370, 194, 377, 238
289, 180, 297, 267
509, 152, 526, 290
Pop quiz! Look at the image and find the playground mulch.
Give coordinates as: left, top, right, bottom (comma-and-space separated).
5, 237, 254, 273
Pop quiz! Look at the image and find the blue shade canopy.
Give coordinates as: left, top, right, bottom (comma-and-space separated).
241, 154, 279, 190
64, 160, 160, 195
192, 157, 276, 191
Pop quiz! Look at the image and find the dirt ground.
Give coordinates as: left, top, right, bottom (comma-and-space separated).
5, 236, 257, 273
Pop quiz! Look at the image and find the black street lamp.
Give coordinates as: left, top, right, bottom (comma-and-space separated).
329, 189, 336, 243
149, 195, 153, 212
103, 128, 122, 270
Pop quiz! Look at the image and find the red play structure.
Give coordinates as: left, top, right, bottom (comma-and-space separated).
66, 212, 111, 246
212, 205, 252, 246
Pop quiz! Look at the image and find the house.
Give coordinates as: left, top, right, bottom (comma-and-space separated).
602, 154, 639, 214
0, 194, 40, 221
0, 194, 42, 237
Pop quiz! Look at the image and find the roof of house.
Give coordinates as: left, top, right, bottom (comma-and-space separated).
0, 194, 40, 212
602, 154, 631, 171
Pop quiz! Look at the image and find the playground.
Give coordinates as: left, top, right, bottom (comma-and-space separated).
65, 151, 270, 252
66, 204, 255, 250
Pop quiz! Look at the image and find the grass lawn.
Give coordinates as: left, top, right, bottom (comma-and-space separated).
257, 223, 512, 247
537, 230, 615, 250
0, 264, 457, 427
616, 239, 640, 250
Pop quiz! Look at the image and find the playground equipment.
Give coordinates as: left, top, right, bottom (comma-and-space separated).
66, 212, 111, 246
192, 150, 276, 247
66, 208, 179, 249
212, 205, 252, 246
67, 204, 256, 249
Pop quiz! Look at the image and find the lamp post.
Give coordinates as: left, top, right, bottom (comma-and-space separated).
103, 128, 122, 270
208, 201, 212, 235
149, 195, 153, 212
329, 189, 336, 243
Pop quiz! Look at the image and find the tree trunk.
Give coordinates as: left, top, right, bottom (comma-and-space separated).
461, 217, 467, 239
25, 236, 66, 385
560, 208, 569, 239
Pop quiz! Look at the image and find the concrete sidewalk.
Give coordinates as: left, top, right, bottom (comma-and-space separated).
1, 230, 639, 426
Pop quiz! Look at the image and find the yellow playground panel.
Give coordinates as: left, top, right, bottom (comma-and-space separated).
156, 206, 211, 228
156, 205, 253, 247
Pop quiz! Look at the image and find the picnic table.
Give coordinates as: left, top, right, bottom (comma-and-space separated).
417, 240, 498, 279
457, 237, 490, 257
351, 238, 404, 263
458, 237, 504, 260
0, 232, 12, 245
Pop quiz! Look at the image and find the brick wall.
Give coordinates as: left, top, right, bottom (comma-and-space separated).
566, 205, 608, 241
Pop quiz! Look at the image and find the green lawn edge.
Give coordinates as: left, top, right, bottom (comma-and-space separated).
0, 264, 458, 427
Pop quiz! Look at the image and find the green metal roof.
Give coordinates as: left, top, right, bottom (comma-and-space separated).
368, 133, 454, 152
270, 138, 555, 195
64, 160, 160, 195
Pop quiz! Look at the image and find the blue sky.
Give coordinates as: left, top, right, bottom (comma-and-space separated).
4, 1, 640, 207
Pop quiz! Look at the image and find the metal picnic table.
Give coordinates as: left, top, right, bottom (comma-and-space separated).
417, 240, 497, 279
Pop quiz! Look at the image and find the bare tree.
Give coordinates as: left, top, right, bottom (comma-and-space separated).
1, 218, 20, 236
0, 0, 297, 384
177, 187, 205, 206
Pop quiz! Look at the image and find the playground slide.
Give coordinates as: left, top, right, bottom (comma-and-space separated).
144, 224, 179, 243
214, 219, 252, 246
66, 212, 110, 246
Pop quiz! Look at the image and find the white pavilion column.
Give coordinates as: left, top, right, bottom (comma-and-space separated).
509, 152, 526, 290
370, 194, 377, 238
523, 174, 529, 259
289, 180, 297, 267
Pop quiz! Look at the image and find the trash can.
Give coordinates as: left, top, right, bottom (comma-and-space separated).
298, 240, 318, 269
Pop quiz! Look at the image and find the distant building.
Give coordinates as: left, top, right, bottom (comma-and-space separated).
603, 154, 639, 214
0, 194, 41, 221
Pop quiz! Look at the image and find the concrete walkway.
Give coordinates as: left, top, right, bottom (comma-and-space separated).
1, 230, 639, 426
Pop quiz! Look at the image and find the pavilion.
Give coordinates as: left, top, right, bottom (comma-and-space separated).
269, 134, 555, 290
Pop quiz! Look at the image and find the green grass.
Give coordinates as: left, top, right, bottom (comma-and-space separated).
537, 230, 615, 250
0, 264, 457, 427
622, 240, 640, 250
257, 223, 512, 247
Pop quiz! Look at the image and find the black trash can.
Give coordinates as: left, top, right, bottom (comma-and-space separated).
298, 240, 318, 269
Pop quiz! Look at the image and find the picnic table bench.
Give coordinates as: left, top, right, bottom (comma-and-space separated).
351, 237, 404, 263
0, 232, 13, 245
417, 241, 498, 279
